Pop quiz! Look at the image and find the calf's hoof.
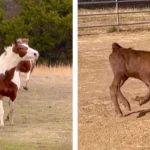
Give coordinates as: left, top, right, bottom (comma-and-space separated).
125, 104, 131, 111
139, 99, 148, 106
139, 101, 143, 106
137, 111, 146, 118
115, 110, 123, 117
117, 113, 123, 117
134, 96, 141, 101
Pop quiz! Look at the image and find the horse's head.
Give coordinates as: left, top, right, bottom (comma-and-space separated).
12, 38, 39, 61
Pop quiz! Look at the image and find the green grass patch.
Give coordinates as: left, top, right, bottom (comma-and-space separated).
0, 140, 72, 150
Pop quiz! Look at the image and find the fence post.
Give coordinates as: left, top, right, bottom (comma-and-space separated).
116, 0, 120, 32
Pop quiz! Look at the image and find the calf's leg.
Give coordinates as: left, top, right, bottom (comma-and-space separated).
118, 77, 131, 111
118, 89, 131, 111
139, 92, 150, 105
135, 80, 150, 105
110, 77, 123, 116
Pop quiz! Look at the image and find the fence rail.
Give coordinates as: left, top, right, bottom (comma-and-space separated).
78, 0, 150, 5
79, 10, 150, 17
78, 0, 150, 31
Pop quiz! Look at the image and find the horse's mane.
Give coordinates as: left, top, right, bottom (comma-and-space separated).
4, 46, 13, 53
0, 46, 12, 60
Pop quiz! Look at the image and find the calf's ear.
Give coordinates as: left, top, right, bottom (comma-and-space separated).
112, 43, 122, 50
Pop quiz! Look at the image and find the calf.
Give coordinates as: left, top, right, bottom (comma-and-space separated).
0, 40, 39, 126
109, 43, 150, 116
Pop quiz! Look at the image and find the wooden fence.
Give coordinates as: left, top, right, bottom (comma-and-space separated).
78, 0, 150, 31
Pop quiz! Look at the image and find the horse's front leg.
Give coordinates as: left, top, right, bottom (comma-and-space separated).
0, 100, 4, 126
6, 100, 15, 125
23, 71, 31, 91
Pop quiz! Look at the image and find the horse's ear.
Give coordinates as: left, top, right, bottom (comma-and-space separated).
14, 39, 18, 46
12, 39, 20, 53
12, 40, 17, 53
22, 38, 29, 44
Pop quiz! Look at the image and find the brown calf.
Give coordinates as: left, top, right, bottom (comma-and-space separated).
109, 43, 150, 116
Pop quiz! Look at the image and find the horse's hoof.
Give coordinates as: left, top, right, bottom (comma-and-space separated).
23, 86, 28, 91
10, 122, 14, 126
5, 115, 9, 121
0, 124, 4, 127
5, 118, 9, 122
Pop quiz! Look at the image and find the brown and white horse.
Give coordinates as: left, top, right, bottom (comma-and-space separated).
0, 39, 39, 126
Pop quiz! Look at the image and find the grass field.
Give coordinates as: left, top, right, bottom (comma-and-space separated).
79, 31, 150, 149
0, 66, 72, 150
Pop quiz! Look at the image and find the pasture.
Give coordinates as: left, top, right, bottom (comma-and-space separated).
0, 66, 72, 150
79, 31, 150, 149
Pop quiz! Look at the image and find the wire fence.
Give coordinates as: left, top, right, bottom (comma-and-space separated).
78, 0, 150, 31
78, 0, 150, 5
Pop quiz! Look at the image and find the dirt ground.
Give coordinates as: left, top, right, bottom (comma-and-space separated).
79, 31, 150, 150
0, 69, 72, 150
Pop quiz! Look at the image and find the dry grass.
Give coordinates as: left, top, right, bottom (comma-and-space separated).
79, 31, 150, 149
33, 65, 72, 77
78, 8, 150, 35
0, 65, 72, 150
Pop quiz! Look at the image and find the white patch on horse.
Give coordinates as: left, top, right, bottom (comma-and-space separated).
22, 43, 39, 59
0, 46, 21, 74
12, 70, 21, 89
